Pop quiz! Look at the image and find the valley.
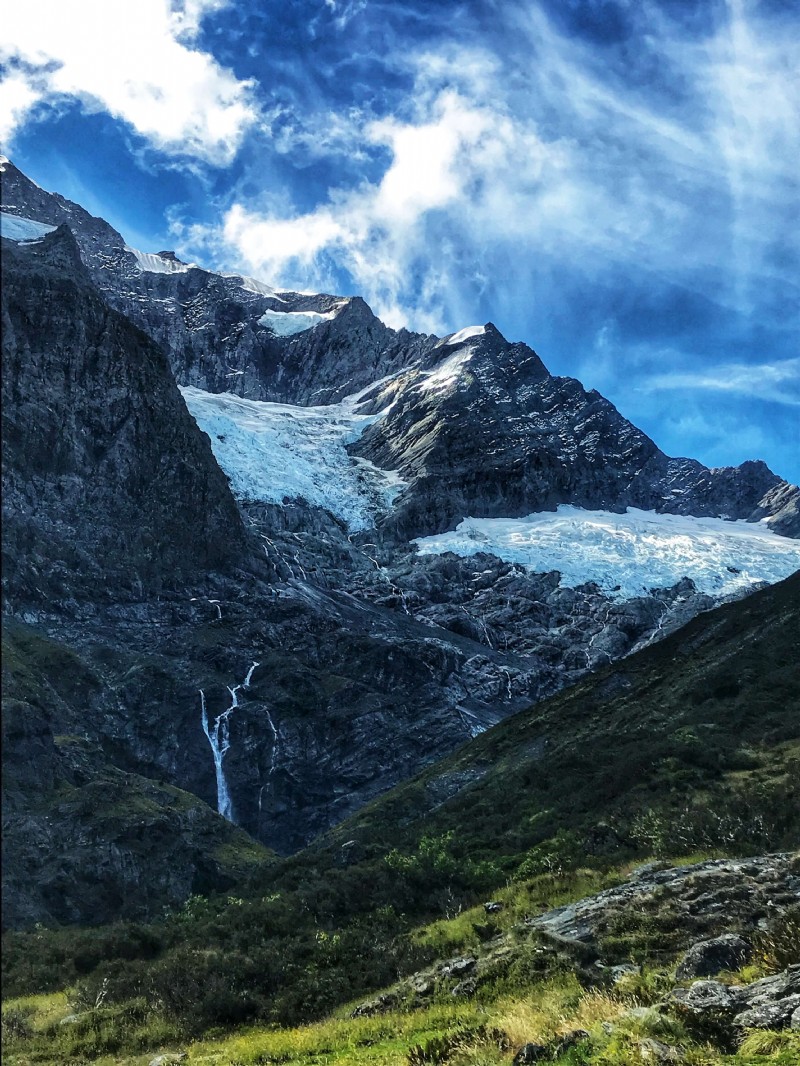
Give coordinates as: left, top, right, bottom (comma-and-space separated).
1, 158, 798, 1065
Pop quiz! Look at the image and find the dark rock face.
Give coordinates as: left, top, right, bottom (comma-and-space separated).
351, 328, 794, 540
2, 160, 799, 930
675, 934, 752, 980
1, 160, 437, 404
1, 228, 247, 611
3, 159, 797, 539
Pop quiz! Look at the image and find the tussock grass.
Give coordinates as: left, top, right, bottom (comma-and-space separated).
187, 1002, 485, 1065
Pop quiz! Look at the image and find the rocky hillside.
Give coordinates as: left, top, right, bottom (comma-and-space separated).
2, 576, 797, 1063
1, 159, 799, 933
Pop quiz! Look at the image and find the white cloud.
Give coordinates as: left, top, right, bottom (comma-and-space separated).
644, 358, 800, 407
216, 87, 572, 328
0, 70, 42, 145
0, 0, 256, 161
193, 0, 797, 336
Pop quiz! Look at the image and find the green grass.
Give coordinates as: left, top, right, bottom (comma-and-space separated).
8, 953, 799, 1066
3, 578, 798, 1061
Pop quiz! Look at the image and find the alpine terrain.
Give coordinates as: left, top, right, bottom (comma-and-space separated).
1, 156, 799, 1066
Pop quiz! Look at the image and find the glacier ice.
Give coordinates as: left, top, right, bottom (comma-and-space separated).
181, 385, 405, 530
413, 506, 800, 598
126, 246, 196, 274
0, 211, 57, 242
258, 307, 341, 336
441, 325, 486, 346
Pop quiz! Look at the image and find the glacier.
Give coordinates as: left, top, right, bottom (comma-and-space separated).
413, 506, 800, 598
180, 385, 405, 530
0, 211, 57, 242
441, 325, 486, 346
126, 246, 197, 274
258, 307, 342, 336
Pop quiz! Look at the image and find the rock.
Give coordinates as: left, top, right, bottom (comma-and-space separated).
638, 1038, 682, 1063
148, 1056, 187, 1066
672, 979, 741, 1011
553, 1029, 590, 1054
440, 955, 477, 978
451, 977, 478, 997
512, 1043, 548, 1064
676, 934, 752, 979
484, 900, 504, 914
734, 994, 800, 1030
671, 966, 800, 1043
530, 855, 798, 963
791, 1004, 800, 1030
611, 963, 640, 984
350, 993, 397, 1018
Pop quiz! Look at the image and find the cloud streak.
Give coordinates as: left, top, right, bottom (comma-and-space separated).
192, 0, 798, 343
645, 358, 800, 407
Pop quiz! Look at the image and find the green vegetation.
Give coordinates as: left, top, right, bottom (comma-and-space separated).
2, 577, 799, 1061
4, 922, 800, 1064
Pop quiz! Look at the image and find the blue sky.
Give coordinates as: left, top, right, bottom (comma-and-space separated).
2, 0, 798, 482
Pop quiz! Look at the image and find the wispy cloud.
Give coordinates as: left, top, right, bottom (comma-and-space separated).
0, 0, 256, 161
186, 0, 798, 339
644, 358, 800, 407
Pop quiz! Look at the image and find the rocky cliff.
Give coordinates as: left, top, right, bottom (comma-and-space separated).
1, 160, 799, 929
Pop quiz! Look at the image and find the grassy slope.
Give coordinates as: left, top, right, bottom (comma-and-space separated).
302, 571, 800, 873
2, 574, 798, 1063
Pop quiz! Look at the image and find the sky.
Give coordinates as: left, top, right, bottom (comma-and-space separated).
1, 0, 798, 483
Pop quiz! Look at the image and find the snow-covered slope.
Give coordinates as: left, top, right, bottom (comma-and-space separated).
413, 506, 800, 598
258, 307, 342, 336
180, 385, 405, 530
0, 211, 57, 242
126, 246, 197, 274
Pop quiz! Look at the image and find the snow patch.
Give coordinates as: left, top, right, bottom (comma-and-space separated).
0, 211, 57, 242
181, 385, 405, 530
0, 155, 9, 172
258, 307, 340, 336
413, 506, 800, 599
126, 246, 197, 274
440, 325, 486, 347
418, 346, 476, 392
222, 273, 287, 302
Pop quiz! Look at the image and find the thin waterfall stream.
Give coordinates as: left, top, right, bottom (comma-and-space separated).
200, 660, 259, 822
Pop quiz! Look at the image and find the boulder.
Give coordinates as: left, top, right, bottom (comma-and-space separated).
638, 1038, 682, 1063
734, 994, 800, 1030
512, 1043, 548, 1064
671, 979, 741, 1015
440, 955, 477, 978
675, 934, 752, 979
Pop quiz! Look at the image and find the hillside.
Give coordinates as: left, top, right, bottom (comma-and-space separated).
3, 573, 798, 1064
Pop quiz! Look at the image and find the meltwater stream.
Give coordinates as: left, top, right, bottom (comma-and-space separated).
200, 661, 259, 822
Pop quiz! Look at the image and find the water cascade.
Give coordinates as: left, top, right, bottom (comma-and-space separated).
200, 661, 259, 822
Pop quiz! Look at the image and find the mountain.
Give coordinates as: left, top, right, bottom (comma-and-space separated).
1, 159, 799, 930
3, 572, 797, 1052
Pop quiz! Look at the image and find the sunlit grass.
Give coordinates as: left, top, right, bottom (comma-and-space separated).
187, 1002, 487, 1065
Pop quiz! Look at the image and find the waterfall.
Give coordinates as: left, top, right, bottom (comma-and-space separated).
200, 661, 259, 823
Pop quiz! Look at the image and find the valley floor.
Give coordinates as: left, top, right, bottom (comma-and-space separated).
4, 854, 799, 1066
